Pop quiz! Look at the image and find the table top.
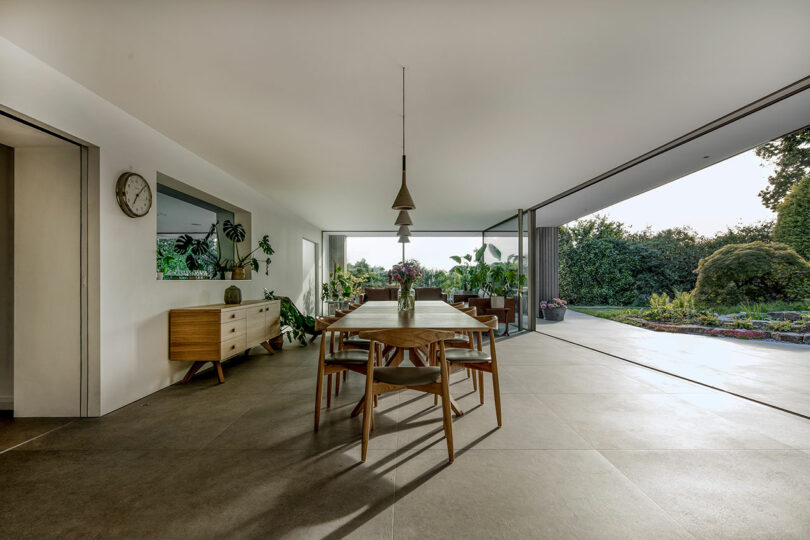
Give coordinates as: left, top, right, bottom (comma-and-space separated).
327, 301, 488, 331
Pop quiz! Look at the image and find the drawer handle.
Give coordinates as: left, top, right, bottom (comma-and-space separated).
230, 314, 235, 319
230, 328, 236, 333
259, 308, 264, 313
230, 345, 235, 350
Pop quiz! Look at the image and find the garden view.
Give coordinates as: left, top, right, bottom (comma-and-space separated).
564, 127, 810, 342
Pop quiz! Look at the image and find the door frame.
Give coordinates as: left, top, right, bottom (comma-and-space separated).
0, 107, 100, 417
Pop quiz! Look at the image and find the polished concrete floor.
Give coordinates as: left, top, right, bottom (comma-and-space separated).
539, 310, 810, 417
3, 333, 810, 538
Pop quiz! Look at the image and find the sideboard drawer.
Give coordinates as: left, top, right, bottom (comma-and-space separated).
221, 319, 246, 340
220, 334, 246, 360
220, 309, 246, 324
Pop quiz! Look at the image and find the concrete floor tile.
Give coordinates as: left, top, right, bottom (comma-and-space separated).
601, 449, 810, 539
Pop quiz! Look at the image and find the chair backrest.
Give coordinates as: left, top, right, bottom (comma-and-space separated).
315, 316, 339, 331
363, 288, 390, 302
474, 314, 498, 330
335, 309, 350, 317
414, 287, 443, 301
461, 307, 477, 316
450, 302, 465, 309
358, 328, 455, 348
348, 303, 362, 310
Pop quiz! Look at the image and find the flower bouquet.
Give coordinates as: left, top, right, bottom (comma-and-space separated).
389, 260, 423, 311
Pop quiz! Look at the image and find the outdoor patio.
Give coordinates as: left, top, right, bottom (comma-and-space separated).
3, 331, 810, 538
539, 310, 810, 418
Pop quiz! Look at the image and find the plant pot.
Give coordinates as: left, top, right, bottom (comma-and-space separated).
542, 307, 566, 321
269, 335, 284, 350
232, 266, 246, 280
156, 272, 163, 280
491, 295, 505, 309
224, 271, 233, 280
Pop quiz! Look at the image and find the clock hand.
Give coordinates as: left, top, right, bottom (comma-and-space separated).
132, 185, 148, 204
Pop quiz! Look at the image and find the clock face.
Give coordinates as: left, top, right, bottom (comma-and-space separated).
116, 172, 152, 217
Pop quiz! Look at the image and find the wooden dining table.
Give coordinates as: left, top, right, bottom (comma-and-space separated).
327, 300, 488, 416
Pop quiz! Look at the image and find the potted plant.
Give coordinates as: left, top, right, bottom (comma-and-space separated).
450, 244, 490, 294
540, 298, 568, 321
265, 289, 317, 347
222, 220, 275, 280
321, 266, 358, 314
173, 223, 221, 279
388, 260, 423, 311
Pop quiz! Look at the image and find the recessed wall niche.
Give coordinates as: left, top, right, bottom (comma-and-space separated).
156, 172, 251, 280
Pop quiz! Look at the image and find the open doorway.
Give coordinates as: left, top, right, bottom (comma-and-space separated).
0, 113, 86, 417
300, 238, 318, 317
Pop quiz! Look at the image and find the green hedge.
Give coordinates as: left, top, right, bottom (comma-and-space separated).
559, 217, 774, 305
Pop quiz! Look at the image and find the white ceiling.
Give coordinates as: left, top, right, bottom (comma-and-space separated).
2, 0, 810, 230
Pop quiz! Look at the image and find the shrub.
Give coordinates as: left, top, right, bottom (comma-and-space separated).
773, 176, 810, 260
693, 241, 810, 304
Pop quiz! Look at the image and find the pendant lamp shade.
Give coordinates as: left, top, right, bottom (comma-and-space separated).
392, 158, 415, 210
398, 235, 410, 244
394, 210, 413, 226
397, 225, 411, 236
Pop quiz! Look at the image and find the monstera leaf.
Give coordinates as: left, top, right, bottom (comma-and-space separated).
223, 220, 246, 243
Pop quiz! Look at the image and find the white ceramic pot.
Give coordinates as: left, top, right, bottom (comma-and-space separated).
224, 271, 233, 280
491, 295, 505, 309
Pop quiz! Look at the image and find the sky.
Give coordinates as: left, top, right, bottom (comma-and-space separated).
347, 149, 776, 271
579, 149, 775, 236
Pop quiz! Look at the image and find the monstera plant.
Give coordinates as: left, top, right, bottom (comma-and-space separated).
173, 223, 222, 279
222, 220, 275, 279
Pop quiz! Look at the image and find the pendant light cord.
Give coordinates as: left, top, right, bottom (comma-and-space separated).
402, 66, 405, 155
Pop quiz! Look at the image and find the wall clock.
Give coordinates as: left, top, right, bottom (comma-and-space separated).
115, 172, 152, 218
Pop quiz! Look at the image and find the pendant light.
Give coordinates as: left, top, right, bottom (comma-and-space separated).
394, 210, 413, 226
398, 235, 410, 244
397, 225, 411, 236
392, 67, 415, 210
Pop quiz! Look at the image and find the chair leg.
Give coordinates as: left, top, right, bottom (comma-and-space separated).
314, 337, 327, 432
478, 370, 485, 404
361, 375, 375, 463
335, 370, 341, 396
492, 367, 502, 427
326, 374, 332, 408
472, 368, 478, 391
439, 351, 454, 463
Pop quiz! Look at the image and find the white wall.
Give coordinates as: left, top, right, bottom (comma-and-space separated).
14, 146, 82, 416
0, 37, 321, 415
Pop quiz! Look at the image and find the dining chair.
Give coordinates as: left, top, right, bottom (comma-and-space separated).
444, 315, 502, 426
357, 328, 457, 463
314, 316, 373, 431
450, 302, 465, 309
348, 303, 363, 310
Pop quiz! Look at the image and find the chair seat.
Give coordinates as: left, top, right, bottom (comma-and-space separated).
445, 349, 492, 363
325, 350, 369, 365
343, 336, 370, 347
374, 367, 441, 386
445, 333, 470, 344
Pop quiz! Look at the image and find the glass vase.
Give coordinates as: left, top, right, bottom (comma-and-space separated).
398, 283, 415, 311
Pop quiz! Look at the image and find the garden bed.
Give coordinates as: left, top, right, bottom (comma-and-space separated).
571, 304, 810, 345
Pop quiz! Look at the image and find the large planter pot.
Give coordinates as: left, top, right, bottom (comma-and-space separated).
542, 307, 566, 321
491, 295, 505, 309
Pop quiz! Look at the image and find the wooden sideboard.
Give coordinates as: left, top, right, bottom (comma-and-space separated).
169, 299, 281, 383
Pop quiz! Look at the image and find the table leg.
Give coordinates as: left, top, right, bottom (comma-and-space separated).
214, 361, 225, 384
181, 361, 205, 383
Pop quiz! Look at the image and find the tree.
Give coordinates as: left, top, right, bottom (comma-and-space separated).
756, 127, 810, 210
773, 176, 810, 260
693, 241, 810, 304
